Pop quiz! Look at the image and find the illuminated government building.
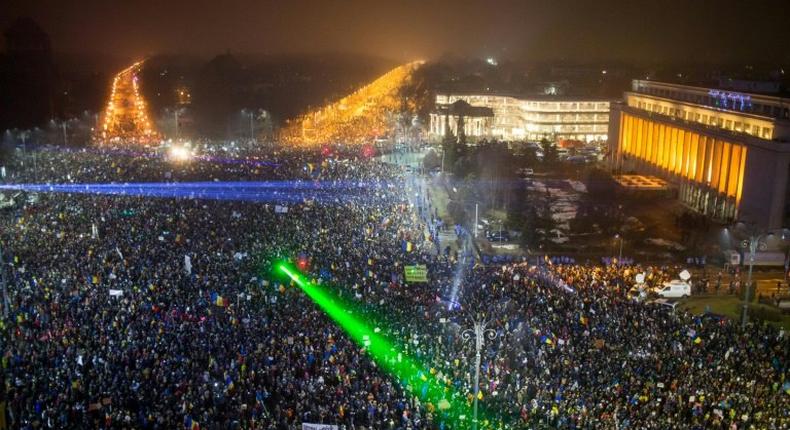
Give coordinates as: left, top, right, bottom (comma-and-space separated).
609, 80, 790, 228
429, 93, 611, 143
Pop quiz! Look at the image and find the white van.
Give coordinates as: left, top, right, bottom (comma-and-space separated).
656, 280, 691, 298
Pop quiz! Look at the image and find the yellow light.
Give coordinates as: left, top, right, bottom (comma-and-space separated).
281, 61, 422, 146
168, 146, 192, 161
98, 59, 158, 142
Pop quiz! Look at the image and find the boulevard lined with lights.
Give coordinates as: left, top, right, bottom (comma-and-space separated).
281, 61, 423, 146
100, 61, 157, 141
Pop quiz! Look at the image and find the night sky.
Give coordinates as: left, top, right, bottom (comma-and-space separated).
2, 0, 790, 63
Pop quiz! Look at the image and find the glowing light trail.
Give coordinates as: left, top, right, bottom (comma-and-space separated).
0, 181, 394, 205
277, 263, 493, 428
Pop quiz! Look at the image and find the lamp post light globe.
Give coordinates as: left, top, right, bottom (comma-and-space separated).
461, 315, 497, 430
736, 222, 771, 328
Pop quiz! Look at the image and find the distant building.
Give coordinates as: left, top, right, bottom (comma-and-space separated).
430, 100, 494, 143
429, 93, 610, 143
609, 79, 790, 228
0, 17, 55, 130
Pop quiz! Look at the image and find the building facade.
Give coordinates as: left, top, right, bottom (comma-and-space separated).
429, 93, 610, 143
609, 80, 790, 229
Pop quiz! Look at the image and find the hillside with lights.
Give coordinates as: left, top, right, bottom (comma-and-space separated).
99, 61, 157, 142
280, 61, 424, 146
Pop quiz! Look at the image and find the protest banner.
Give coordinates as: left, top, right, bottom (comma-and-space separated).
302, 424, 338, 430
404, 265, 428, 283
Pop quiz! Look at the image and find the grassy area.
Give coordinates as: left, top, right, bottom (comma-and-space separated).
678, 295, 790, 330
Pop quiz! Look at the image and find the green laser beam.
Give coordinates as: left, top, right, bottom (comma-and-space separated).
278, 263, 495, 428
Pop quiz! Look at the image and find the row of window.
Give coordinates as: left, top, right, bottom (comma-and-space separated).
521, 113, 609, 122
635, 100, 773, 139
439, 96, 609, 113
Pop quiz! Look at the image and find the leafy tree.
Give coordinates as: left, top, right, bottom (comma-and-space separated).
456, 114, 467, 147
441, 127, 457, 171
571, 168, 617, 235
540, 138, 558, 165
422, 149, 441, 171
506, 180, 528, 231
447, 200, 467, 224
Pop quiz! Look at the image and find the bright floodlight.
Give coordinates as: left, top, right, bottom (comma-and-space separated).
169, 146, 192, 161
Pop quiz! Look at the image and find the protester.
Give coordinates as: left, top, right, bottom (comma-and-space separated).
0, 146, 787, 429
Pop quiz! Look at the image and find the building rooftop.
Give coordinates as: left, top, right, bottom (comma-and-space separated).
434, 99, 494, 117
435, 89, 613, 102
632, 79, 790, 101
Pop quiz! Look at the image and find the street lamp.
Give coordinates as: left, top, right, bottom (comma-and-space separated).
441, 146, 445, 174
739, 231, 770, 328
174, 107, 183, 141
614, 234, 623, 263
461, 315, 497, 430
18, 131, 37, 182
19, 130, 29, 153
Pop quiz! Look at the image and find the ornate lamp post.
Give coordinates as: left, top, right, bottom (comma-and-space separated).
740, 233, 769, 328
461, 315, 497, 430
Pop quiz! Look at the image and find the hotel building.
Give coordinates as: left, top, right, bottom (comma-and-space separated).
429, 93, 611, 143
609, 80, 790, 228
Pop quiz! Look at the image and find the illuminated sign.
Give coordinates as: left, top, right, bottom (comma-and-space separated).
404, 264, 428, 283
708, 90, 752, 111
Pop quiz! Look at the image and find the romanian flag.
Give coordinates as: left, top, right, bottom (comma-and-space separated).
184, 416, 199, 430
210, 292, 226, 307
92, 275, 100, 285
406, 241, 413, 252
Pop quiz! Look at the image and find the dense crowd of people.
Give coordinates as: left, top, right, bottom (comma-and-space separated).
0, 146, 787, 429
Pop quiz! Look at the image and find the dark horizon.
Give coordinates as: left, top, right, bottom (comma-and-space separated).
3, 0, 790, 65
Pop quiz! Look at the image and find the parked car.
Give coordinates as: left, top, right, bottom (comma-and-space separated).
486, 230, 511, 242
656, 280, 691, 298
